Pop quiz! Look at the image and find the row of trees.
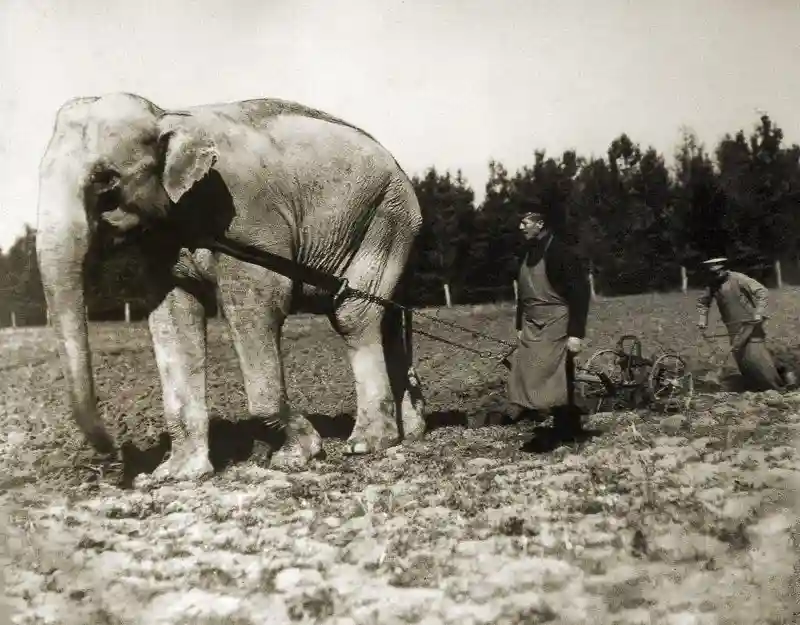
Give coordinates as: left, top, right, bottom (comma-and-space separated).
407, 114, 800, 304
2, 114, 800, 326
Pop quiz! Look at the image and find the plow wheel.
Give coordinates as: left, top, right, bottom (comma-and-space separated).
577, 348, 626, 414
648, 353, 694, 412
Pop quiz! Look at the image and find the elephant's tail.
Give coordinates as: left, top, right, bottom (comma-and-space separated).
395, 264, 425, 423
395, 258, 416, 370
403, 306, 414, 367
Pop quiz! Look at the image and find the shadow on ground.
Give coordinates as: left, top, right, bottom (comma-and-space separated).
118, 416, 286, 489
519, 424, 605, 454
116, 409, 477, 488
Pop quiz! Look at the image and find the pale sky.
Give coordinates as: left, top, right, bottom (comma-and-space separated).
2, 0, 799, 251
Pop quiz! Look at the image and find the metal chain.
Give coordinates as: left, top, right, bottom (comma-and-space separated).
337, 282, 517, 349
411, 327, 506, 358
413, 309, 516, 348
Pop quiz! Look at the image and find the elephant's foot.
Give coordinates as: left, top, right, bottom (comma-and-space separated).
134, 445, 213, 488
153, 450, 213, 482
270, 414, 323, 470
402, 408, 426, 443
345, 403, 400, 455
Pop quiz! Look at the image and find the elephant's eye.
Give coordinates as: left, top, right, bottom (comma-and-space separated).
89, 168, 120, 190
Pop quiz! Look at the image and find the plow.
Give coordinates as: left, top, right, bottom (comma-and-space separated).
573, 334, 694, 414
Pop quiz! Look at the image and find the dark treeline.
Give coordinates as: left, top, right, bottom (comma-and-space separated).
3, 114, 800, 326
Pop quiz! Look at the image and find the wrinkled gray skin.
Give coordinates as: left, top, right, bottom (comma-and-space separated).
36, 92, 426, 484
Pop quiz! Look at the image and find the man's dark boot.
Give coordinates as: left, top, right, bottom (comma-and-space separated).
518, 408, 549, 423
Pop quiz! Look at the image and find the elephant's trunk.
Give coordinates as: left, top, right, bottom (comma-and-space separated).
36, 173, 115, 455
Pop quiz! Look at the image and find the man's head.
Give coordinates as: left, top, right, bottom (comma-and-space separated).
701, 257, 729, 284
519, 211, 547, 241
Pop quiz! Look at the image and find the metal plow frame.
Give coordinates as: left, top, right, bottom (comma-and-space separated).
575, 335, 694, 415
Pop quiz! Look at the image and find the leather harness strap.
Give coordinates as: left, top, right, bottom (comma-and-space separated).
207, 236, 342, 292
204, 236, 355, 308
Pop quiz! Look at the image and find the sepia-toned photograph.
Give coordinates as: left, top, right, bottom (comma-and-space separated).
1, 0, 798, 622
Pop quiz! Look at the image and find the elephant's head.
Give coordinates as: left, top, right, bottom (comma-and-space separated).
85, 101, 220, 245
35, 93, 221, 454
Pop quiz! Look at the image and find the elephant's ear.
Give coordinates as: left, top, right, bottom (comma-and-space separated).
159, 129, 219, 203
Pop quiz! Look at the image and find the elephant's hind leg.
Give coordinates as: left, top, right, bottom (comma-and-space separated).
330, 200, 423, 455
217, 257, 322, 470
333, 310, 400, 455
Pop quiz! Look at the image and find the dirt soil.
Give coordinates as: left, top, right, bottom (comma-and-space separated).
1, 292, 799, 624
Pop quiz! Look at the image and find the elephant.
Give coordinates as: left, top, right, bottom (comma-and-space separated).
36, 92, 426, 483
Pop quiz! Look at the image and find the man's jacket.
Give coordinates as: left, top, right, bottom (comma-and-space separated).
697, 271, 769, 328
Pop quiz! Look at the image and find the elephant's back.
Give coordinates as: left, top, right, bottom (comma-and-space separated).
190, 98, 379, 144
184, 98, 417, 206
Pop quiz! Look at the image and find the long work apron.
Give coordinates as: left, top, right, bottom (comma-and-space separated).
507, 251, 572, 410
715, 280, 783, 391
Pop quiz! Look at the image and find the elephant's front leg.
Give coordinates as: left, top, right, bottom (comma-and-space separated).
144, 286, 214, 484
217, 259, 322, 470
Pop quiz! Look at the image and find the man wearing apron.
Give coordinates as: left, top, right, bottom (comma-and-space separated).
507, 210, 591, 442
696, 257, 794, 391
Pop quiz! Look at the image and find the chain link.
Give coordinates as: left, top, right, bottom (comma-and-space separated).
339, 283, 517, 351
411, 328, 505, 359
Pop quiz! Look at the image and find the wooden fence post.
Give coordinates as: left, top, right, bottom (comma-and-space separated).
774, 259, 783, 289
680, 266, 688, 294
11, 312, 16, 328
124, 302, 131, 323
442, 284, 452, 308
512, 280, 518, 302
